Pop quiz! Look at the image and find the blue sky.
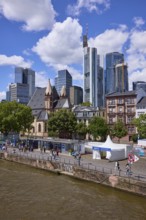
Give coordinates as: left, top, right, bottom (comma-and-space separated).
0, 0, 146, 100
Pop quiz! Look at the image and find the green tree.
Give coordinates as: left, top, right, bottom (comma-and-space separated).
88, 116, 108, 141
75, 122, 88, 140
132, 134, 138, 143
133, 114, 146, 138
111, 120, 127, 142
0, 101, 34, 135
81, 102, 92, 107
48, 109, 77, 138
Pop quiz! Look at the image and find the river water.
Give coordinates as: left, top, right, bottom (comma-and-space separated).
0, 160, 146, 220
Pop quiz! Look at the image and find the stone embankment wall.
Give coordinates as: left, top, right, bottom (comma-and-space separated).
1, 152, 146, 196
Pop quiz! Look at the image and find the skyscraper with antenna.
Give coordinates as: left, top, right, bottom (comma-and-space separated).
83, 25, 103, 107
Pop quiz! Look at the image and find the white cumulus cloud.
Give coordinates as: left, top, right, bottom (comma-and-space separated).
133, 17, 145, 28
0, 0, 56, 31
32, 17, 83, 67
89, 25, 129, 55
0, 54, 32, 68
67, 0, 110, 16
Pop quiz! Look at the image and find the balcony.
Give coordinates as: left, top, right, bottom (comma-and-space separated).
126, 111, 135, 116
108, 102, 116, 106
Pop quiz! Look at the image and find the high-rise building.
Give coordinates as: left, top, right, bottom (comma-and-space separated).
6, 67, 35, 104
105, 52, 124, 94
115, 63, 129, 92
83, 34, 103, 107
70, 86, 83, 106
15, 67, 35, 98
133, 81, 146, 92
55, 69, 72, 97
10, 83, 29, 104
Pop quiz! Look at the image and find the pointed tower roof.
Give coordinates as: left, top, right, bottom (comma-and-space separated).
60, 85, 66, 97
45, 79, 52, 96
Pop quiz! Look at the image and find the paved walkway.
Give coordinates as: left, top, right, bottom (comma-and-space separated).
6, 147, 146, 181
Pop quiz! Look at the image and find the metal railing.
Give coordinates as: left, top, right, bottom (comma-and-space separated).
3, 149, 146, 182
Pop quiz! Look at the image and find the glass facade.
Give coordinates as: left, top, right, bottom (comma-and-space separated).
10, 83, 29, 104
115, 63, 129, 92
70, 86, 83, 105
55, 69, 72, 97
105, 52, 124, 94
15, 67, 35, 100
83, 47, 103, 107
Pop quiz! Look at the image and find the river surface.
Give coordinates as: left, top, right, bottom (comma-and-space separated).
0, 160, 146, 220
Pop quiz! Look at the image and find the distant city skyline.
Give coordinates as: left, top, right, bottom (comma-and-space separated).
0, 0, 146, 101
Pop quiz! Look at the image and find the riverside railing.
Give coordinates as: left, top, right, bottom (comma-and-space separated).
4, 149, 146, 182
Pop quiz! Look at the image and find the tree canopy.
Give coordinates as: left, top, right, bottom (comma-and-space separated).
0, 101, 34, 135
81, 102, 92, 107
111, 120, 127, 142
133, 114, 146, 139
88, 116, 108, 141
75, 121, 88, 140
48, 109, 77, 138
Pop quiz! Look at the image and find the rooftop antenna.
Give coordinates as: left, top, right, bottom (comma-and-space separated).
83, 23, 88, 48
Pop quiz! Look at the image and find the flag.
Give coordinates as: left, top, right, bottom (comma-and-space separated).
134, 155, 139, 162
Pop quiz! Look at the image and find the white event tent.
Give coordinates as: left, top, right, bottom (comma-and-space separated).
92, 135, 133, 161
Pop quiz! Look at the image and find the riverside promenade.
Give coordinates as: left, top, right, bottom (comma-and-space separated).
5, 147, 146, 181
1, 147, 146, 196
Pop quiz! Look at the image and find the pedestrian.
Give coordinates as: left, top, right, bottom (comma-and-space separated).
78, 153, 81, 166
117, 161, 120, 171
126, 163, 130, 175
56, 149, 59, 156
115, 161, 120, 171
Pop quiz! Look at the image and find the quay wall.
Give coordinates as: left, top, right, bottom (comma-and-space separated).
1, 152, 146, 197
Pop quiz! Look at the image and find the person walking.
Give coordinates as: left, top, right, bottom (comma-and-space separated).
117, 161, 120, 171
115, 161, 120, 171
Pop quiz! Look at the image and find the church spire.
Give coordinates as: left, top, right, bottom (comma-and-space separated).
45, 79, 52, 96
60, 85, 66, 97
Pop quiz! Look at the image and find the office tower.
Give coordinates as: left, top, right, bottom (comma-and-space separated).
133, 81, 146, 92
10, 83, 29, 104
83, 34, 103, 107
115, 63, 129, 92
6, 90, 11, 101
70, 86, 83, 105
105, 52, 124, 94
15, 67, 35, 98
55, 69, 72, 97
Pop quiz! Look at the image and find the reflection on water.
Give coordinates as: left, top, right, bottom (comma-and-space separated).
0, 160, 146, 220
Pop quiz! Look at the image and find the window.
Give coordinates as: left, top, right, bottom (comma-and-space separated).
119, 117, 124, 122
44, 123, 47, 132
118, 98, 123, 104
118, 107, 122, 113
127, 117, 134, 123
126, 98, 134, 104
128, 127, 135, 133
109, 118, 113, 124
109, 99, 115, 105
38, 123, 41, 132
127, 107, 132, 113
83, 112, 88, 117
109, 108, 113, 113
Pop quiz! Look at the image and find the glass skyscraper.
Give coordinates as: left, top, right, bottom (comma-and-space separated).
15, 67, 35, 98
55, 69, 72, 97
105, 52, 124, 94
115, 63, 129, 92
7, 67, 35, 104
83, 35, 103, 107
